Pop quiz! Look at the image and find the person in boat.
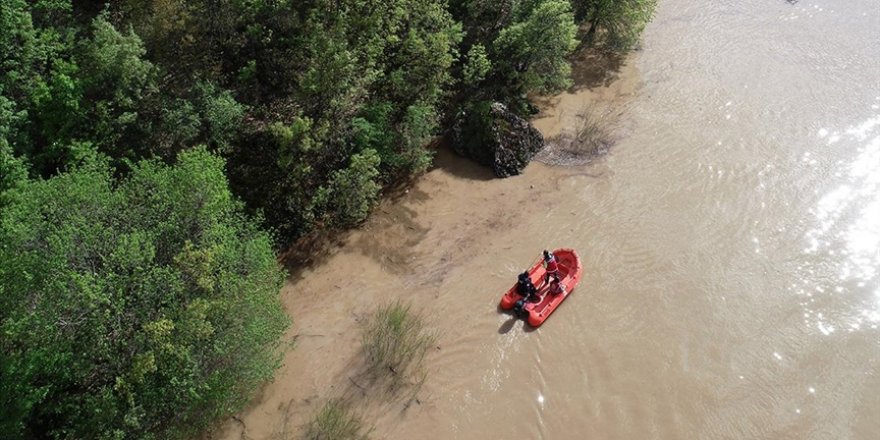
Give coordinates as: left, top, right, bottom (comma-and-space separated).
516, 271, 538, 301
543, 250, 559, 285
549, 275, 565, 296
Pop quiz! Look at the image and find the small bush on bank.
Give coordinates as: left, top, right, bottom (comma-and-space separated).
571, 107, 613, 157
362, 301, 436, 391
303, 399, 370, 440
536, 105, 614, 167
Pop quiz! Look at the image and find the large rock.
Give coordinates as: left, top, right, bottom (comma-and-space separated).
451, 102, 545, 177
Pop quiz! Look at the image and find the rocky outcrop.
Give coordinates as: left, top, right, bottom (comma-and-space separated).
451, 102, 544, 177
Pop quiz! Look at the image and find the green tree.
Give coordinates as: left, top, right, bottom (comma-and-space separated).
364, 0, 462, 176
0, 0, 81, 172
192, 82, 245, 154
28, 58, 82, 153
448, 0, 516, 45
0, 92, 29, 198
462, 44, 492, 87
493, 0, 578, 94
153, 82, 245, 156
79, 13, 159, 158
571, 0, 657, 50
0, 141, 27, 197
312, 148, 382, 227
0, 148, 288, 439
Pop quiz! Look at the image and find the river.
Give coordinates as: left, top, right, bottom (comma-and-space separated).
215, 0, 880, 438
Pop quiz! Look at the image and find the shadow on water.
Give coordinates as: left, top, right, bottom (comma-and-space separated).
497, 304, 541, 334
430, 143, 496, 182
349, 179, 435, 276
279, 156, 435, 280
497, 303, 519, 334
278, 192, 429, 283
567, 48, 627, 92
278, 228, 354, 284
529, 47, 627, 113
498, 317, 518, 334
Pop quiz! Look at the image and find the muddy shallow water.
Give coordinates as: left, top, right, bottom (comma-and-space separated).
214, 0, 880, 439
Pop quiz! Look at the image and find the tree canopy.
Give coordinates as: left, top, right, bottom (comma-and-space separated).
573, 0, 658, 49
0, 149, 288, 439
493, 0, 579, 94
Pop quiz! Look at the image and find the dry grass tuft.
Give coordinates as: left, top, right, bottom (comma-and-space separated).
537, 106, 614, 166
362, 300, 436, 392
303, 399, 371, 440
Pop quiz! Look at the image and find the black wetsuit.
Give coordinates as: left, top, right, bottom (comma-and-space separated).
517, 281, 537, 300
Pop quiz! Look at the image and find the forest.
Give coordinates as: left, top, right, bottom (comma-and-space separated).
0, 1, 655, 438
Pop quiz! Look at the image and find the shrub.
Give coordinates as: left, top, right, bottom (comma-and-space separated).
0, 148, 289, 439
303, 399, 370, 440
362, 301, 436, 391
0, 139, 27, 196
313, 149, 382, 228
571, 106, 612, 156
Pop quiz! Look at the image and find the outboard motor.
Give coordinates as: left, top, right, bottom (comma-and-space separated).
513, 299, 530, 319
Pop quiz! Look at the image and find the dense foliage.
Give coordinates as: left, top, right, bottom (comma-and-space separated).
572, 0, 659, 49
0, 0, 654, 438
1, 0, 654, 241
0, 149, 288, 439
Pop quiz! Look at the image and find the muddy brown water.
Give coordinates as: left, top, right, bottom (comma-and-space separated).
214, 0, 880, 439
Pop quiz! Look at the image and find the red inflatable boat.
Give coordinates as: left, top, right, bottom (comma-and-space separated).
499, 248, 582, 327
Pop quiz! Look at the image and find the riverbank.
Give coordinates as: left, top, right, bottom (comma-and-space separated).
210, 49, 641, 440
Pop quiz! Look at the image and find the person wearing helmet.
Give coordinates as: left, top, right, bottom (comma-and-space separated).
516, 271, 537, 302
543, 250, 559, 285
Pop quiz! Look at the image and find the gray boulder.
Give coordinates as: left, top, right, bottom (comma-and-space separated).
451, 102, 545, 177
